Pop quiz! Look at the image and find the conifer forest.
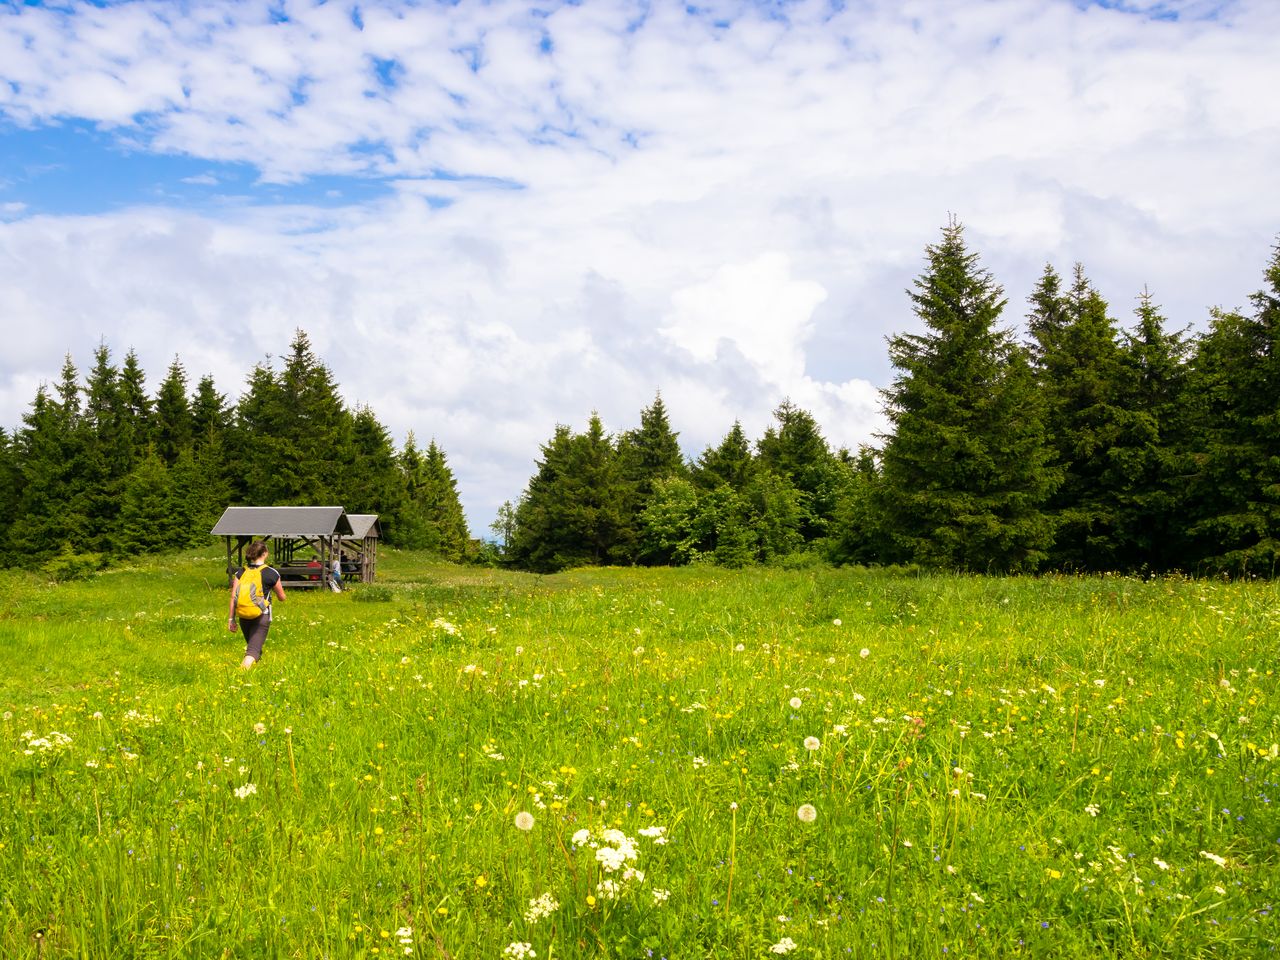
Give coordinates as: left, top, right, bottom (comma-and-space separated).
4, 222, 1280, 577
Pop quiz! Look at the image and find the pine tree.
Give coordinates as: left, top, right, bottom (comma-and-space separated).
118, 349, 153, 461
615, 394, 688, 563
1182, 239, 1280, 573
8, 382, 90, 560
79, 345, 132, 554
191, 374, 232, 444
1113, 290, 1190, 570
278, 329, 352, 504
1028, 264, 1144, 570
416, 440, 470, 560
154, 357, 193, 466
117, 446, 180, 554
232, 362, 288, 503
0, 428, 17, 543
342, 406, 402, 517
756, 400, 842, 544
510, 416, 626, 571
877, 220, 1057, 571
692, 422, 755, 491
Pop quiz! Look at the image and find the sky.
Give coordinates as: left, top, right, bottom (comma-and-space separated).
1, 0, 1278, 535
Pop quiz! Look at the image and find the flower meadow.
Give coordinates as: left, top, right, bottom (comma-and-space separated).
1, 553, 1277, 958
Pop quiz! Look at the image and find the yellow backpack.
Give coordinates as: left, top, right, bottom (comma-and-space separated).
235, 565, 272, 620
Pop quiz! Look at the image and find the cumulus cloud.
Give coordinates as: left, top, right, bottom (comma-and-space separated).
0, 0, 1278, 530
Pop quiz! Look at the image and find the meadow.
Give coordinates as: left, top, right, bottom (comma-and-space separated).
1, 551, 1277, 959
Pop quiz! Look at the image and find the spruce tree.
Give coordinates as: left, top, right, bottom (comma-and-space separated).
1028, 264, 1144, 570
79, 345, 132, 554
118, 349, 153, 461
118, 446, 180, 554
154, 357, 193, 466
191, 374, 232, 444
510, 416, 626, 571
877, 220, 1057, 571
756, 400, 842, 544
1182, 239, 1280, 572
692, 422, 755, 491
417, 440, 470, 560
615, 394, 687, 563
8, 384, 90, 559
1113, 290, 1190, 570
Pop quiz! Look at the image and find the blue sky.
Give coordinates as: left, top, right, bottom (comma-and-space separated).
1, 0, 1278, 531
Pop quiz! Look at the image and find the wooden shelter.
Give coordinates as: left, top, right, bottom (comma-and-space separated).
340, 514, 381, 584
211, 506, 354, 589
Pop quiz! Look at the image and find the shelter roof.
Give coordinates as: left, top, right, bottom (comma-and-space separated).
211, 506, 354, 537
345, 514, 381, 539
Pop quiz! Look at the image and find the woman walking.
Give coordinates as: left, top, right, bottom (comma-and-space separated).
227, 541, 285, 668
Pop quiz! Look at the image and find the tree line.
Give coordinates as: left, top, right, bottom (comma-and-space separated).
0, 331, 470, 569
500, 223, 1280, 575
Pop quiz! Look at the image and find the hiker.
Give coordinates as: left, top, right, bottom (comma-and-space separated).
227, 541, 285, 668
331, 555, 343, 591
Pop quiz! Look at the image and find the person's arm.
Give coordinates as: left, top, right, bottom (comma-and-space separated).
227, 576, 240, 632
273, 580, 287, 602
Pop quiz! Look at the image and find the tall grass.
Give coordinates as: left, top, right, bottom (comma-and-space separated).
1, 552, 1276, 957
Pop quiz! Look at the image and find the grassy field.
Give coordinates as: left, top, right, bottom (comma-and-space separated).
1, 551, 1277, 958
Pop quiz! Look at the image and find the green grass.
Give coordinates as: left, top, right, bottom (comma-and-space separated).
1, 550, 1277, 958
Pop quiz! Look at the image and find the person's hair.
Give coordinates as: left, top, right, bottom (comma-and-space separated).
245, 541, 269, 564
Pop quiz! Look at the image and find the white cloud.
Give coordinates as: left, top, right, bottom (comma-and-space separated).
0, 0, 1278, 531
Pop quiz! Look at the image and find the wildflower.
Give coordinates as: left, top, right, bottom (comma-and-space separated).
501, 943, 535, 960
253, 722, 266, 735
571, 828, 593, 847
475, 874, 488, 888
833, 724, 847, 734
832, 618, 842, 626
1200, 851, 1227, 867
515, 811, 535, 831
515, 645, 523, 655
652, 888, 670, 905
789, 697, 803, 709
735, 643, 745, 652
1153, 858, 1169, 870
860, 648, 870, 659
796, 803, 817, 823
234, 783, 258, 799
1094, 679, 1106, 688
638, 825, 668, 843
524, 893, 560, 923
633, 645, 645, 656
395, 927, 413, 955
585, 895, 597, 907
597, 878, 622, 900
1085, 804, 1100, 817
729, 801, 738, 811
769, 937, 798, 954
692, 756, 707, 768
804, 736, 821, 751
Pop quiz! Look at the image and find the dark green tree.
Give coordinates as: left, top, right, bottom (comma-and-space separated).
1112, 289, 1190, 570
1028, 264, 1145, 570
154, 357, 193, 466
341, 406, 402, 517
510, 416, 626, 571
876, 220, 1057, 571
756, 400, 843, 544
414, 440, 470, 560
8, 379, 90, 560
1181, 239, 1280, 573
118, 349, 153, 461
191, 374, 232, 444
117, 446, 180, 554
615, 394, 688, 563
692, 421, 755, 491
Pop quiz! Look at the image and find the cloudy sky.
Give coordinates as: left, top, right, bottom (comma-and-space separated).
1, 0, 1278, 533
